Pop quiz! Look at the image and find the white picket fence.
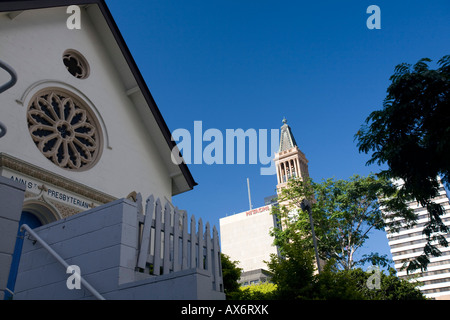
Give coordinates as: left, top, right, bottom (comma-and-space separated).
135, 195, 223, 292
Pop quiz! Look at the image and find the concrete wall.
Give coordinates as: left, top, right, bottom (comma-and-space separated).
0, 176, 25, 299
112, 268, 225, 300
13, 198, 224, 300
14, 198, 138, 299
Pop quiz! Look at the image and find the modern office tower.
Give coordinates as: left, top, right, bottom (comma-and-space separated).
384, 179, 450, 299
220, 204, 280, 285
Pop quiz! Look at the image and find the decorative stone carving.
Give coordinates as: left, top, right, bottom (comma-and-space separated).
27, 88, 102, 171
48, 199, 82, 219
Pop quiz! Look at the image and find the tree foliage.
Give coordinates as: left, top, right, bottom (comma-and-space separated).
266, 241, 316, 299
265, 244, 425, 300
356, 55, 450, 272
232, 282, 278, 300
272, 174, 414, 270
310, 264, 426, 300
221, 253, 242, 299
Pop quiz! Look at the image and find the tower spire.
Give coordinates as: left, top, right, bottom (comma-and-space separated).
278, 117, 298, 153
274, 118, 309, 189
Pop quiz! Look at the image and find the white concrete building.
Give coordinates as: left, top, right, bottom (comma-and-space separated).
384, 180, 450, 299
0, 1, 196, 218
220, 204, 279, 284
0, 0, 226, 301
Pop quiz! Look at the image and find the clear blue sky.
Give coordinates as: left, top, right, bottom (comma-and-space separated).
106, 0, 449, 268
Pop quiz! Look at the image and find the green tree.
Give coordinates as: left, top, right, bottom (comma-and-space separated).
272, 174, 414, 271
266, 249, 426, 300
221, 253, 242, 299
356, 55, 450, 272
310, 265, 426, 300
266, 239, 316, 299
308, 263, 366, 300
233, 282, 278, 300
366, 268, 425, 300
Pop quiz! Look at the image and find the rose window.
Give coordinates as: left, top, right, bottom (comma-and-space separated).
27, 88, 102, 171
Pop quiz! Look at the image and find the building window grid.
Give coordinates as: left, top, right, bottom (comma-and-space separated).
398, 268, 450, 284
388, 208, 450, 256
423, 259, 450, 268
396, 259, 450, 276
421, 286, 450, 295
421, 277, 450, 286
389, 228, 450, 250
384, 182, 450, 297
398, 264, 450, 292
388, 217, 450, 242
406, 194, 449, 208
421, 267, 450, 277
388, 215, 450, 236
392, 247, 450, 258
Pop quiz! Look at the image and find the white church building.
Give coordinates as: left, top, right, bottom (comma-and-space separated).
0, 0, 224, 300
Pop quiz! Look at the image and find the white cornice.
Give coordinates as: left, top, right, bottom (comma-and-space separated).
0, 152, 116, 204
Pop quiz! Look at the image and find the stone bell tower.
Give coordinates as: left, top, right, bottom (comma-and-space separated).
274, 118, 310, 192
274, 118, 323, 273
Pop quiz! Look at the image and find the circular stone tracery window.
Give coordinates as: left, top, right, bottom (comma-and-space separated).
63, 49, 90, 79
27, 88, 102, 171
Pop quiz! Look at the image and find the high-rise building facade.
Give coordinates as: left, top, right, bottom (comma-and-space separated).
384, 180, 450, 299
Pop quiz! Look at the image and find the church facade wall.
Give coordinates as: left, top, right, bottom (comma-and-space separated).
0, 6, 172, 215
